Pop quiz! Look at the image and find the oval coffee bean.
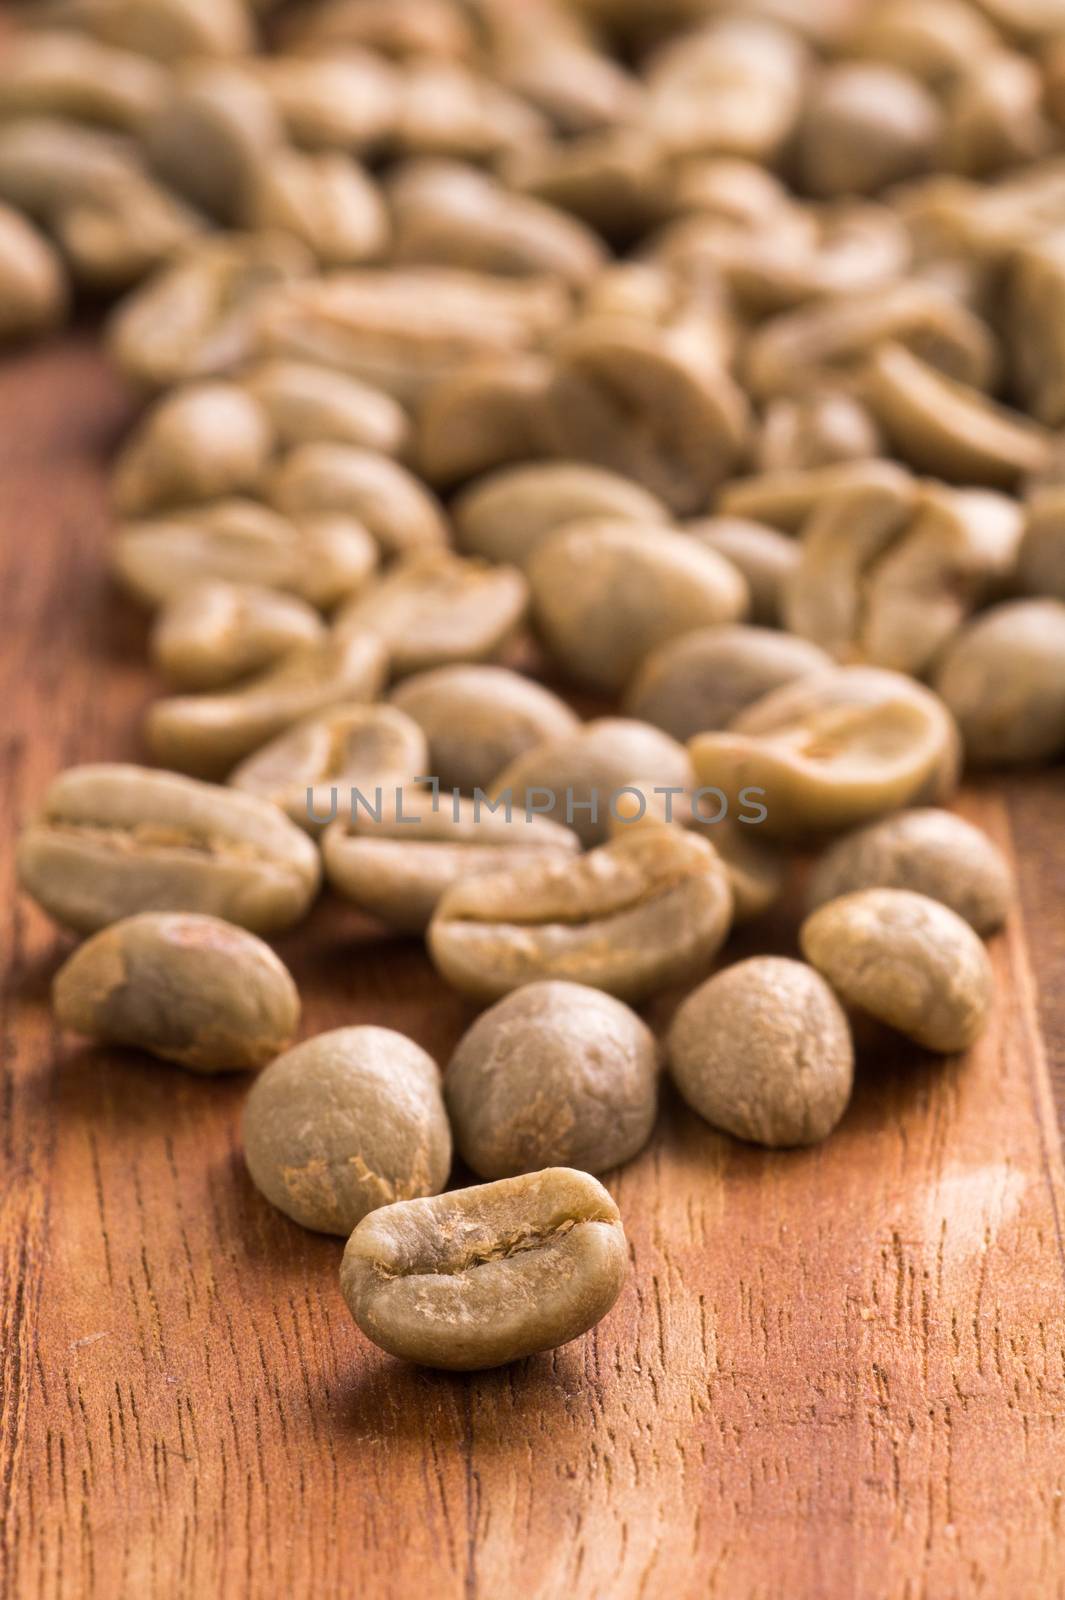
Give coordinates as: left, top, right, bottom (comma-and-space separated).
390, 664, 579, 796
241, 359, 409, 456
1019, 490, 1065, 601
489, 8, 640, 133
528, 520, 748, 693
336, 550, 529, 677
606, 783, 785, 926
53, 912, 300, 1074
932, 598, 1065, 765
784, 475, 1023, 676
111, 381, 274, 518
270, 441, 448, 558
107, 231, 314, 390
862, 342, 1050, 488
544, 317, 749, 515
0, 199, 66, 341
323, 788, 579, 933
659, 199, 907, 321
668, 957, 854, 1147
806, 808, 1014, 936
718, 458, 907, 534
0, 31, 170, 132
230, 704, 429, 828
150, 581, 325, 690
846, 1, 997, 83
56, 171, 203, 292
453, 459, 669, 569
942, 52, 1053, 178
779, 459, 917, 652
242, 51, 398, 153
111, 498, 378, 612
17, 763, 320, 934
146, 628, 389, 778
490, 717, 693, 848
393, 60, 548, 163
689, 666, 961, 840
60, 0, 252, 60
625, 625, 832, 742
340, 1166, 628, 1370
800, 888, 994, 1053
247, 148, 389, 269
429, 823, 733, 1004
257, 268, 568, 405
415, 351, 555, 487
744, 282, 994, 402
684, 517, 800, 627
388, 159, 606, 286
644, 16, 807, 164
242, 1026, 451, 1235
143, 62, 284, 223
446, 981, 657, 1179
795, 62, 942, 197
0, 111, 145, 216
0, 114, 202, 289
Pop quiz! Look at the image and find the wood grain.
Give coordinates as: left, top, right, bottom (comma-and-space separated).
1, 339, 1063, 1600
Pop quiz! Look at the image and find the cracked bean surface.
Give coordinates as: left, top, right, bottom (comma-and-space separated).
323, 787, 579, 933
146, 628, 389, 778
690, 666, 961, 840
16, 763, 320, 935
150, 581, 325, 690
340, 1167, 628, 1370
428, 823, 733, 1004
229, 704, 429, 828
336, 549, 529, 677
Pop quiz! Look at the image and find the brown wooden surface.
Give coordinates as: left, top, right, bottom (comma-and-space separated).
0, 337, 1063, 1600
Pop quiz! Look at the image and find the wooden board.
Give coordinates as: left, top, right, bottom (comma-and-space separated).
1, 338, 1063, 1600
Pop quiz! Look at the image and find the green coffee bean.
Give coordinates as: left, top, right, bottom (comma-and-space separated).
17, 763, 320, 934
242, 1025, 451, 1235
340, 1166, 628, 1369
53, 912, 300, 1073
